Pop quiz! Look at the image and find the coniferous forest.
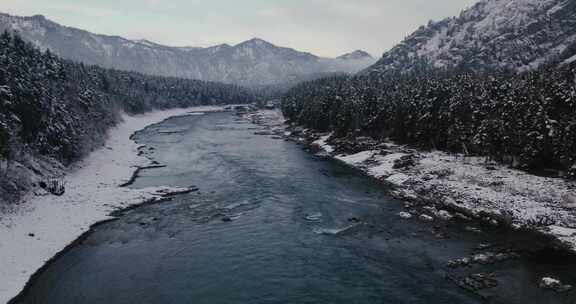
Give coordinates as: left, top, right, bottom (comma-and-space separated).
0, 32, 255, 203
0, 32, 255, 165
282, 65, 576, 178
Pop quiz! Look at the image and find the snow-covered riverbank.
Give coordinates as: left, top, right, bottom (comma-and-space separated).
313, 134, 576, 250
247, 110, 576, 254
0, 106, 225, 304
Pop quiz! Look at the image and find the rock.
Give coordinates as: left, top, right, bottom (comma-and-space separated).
539, 277, 573, 292
465, 226, 483, 233
443, 196, 458, 206
472, 253, 494, 264
40, 178, 66, 196
437, 210, 454, 221
348, 217, 362, 223
493, 252, 519, 262
430, 168, 454, 179
399, 212, 413, 219
385, 173, 410, 186
458, 273, 498, 291
475, 243, 493, 250
393, 154, 419, 170
455, 213, 471, 221
419, 214, 434, 222
423, 206, 437, 213
562, 194, 576, 208
447, 257, 471, 268
33, 188, 50, 197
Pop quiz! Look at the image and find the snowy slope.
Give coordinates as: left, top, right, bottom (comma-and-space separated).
364, 0, 576, 74
0, 13, 375, 86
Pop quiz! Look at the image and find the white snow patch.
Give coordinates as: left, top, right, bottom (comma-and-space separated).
399, 212, 413, 219
336, 151, 375, 165
563, 54, 576, 65
386, 173, 411, 186
0, 106, 226, 304
312, 135, 335, 154
368, 153, 406, 178
318, 136, 576, 254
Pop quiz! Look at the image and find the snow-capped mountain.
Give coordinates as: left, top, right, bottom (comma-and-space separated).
337, 50, 373, 61
364, 0, 576, 75
0, 13, 375, 86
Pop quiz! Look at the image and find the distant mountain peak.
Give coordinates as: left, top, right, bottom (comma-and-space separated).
0, 13, 376, 86
31, 14, 46, 20
238, 38, 275, 48
337, 50, 373, 60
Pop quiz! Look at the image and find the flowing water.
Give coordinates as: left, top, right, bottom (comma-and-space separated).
13, 112, 576, 304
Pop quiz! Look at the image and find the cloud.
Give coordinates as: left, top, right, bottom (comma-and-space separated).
1, 0, 479, 57
48, 4, 118, 17
1, 1, 117, 18
144, 0, 161, 8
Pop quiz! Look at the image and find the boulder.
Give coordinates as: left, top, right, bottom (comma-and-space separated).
399, 212, 413, 219
539, 277, 572, 292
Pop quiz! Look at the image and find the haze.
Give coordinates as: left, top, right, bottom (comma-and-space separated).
2, 0, 478, 57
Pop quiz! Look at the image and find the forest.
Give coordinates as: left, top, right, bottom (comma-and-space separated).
282, 64, 576, 178
0, 31, 255, 168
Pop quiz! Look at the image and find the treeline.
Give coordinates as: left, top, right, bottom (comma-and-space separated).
0, 31, 255, 166
282, 65, 576, 177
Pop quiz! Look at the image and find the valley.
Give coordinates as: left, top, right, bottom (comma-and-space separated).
1, 0, 576, 303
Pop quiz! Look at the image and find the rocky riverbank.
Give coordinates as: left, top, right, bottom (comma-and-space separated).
245, 109, 576, 295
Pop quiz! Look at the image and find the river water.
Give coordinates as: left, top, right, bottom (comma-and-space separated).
13, 112, 576, 303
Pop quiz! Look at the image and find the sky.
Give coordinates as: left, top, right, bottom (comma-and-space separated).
1, 0, 478, 58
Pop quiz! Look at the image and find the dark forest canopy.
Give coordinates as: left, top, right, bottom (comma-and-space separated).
282, 64, 576, 177
0, 31, 256, 165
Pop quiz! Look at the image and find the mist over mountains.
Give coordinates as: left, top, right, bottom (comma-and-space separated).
0, 13, 375, 87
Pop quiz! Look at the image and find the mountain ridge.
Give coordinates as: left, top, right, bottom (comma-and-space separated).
364, 0, 576, 75
0, 12, 376, 86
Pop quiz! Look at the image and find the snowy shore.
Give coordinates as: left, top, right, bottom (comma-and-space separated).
0, 106, 224, 304
248, 110, 576, 254
311, 134, 576, 251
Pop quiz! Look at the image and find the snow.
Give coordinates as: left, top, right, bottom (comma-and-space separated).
385, 173, 411, 186
336, 151, 375, 165
313, 133, 576, 254
0, 106, 226, 304
563, 54, 576, 65
399, 212, 413, 219
312, 135, 335, 153
368, 153, 406, 178
367, 0, 576, 74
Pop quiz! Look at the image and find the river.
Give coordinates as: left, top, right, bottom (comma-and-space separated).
12, 112, 576, 303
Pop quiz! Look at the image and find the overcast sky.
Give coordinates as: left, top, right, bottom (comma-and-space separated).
2, 0, 478, 57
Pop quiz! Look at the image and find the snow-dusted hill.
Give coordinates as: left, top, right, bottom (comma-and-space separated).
0, 13, 375, 86
364, 0, 576, 74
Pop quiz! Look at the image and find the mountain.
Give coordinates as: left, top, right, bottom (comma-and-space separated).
282, 0, 576, 177
0, 13, 376, 86
364, 0, 576, 75
337, 50, 373, 61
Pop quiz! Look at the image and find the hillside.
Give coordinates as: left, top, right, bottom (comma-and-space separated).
0, 32, 255, 207
364, 0, 576, 75
283, 0, 576, 177
0, 13, 375, 86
